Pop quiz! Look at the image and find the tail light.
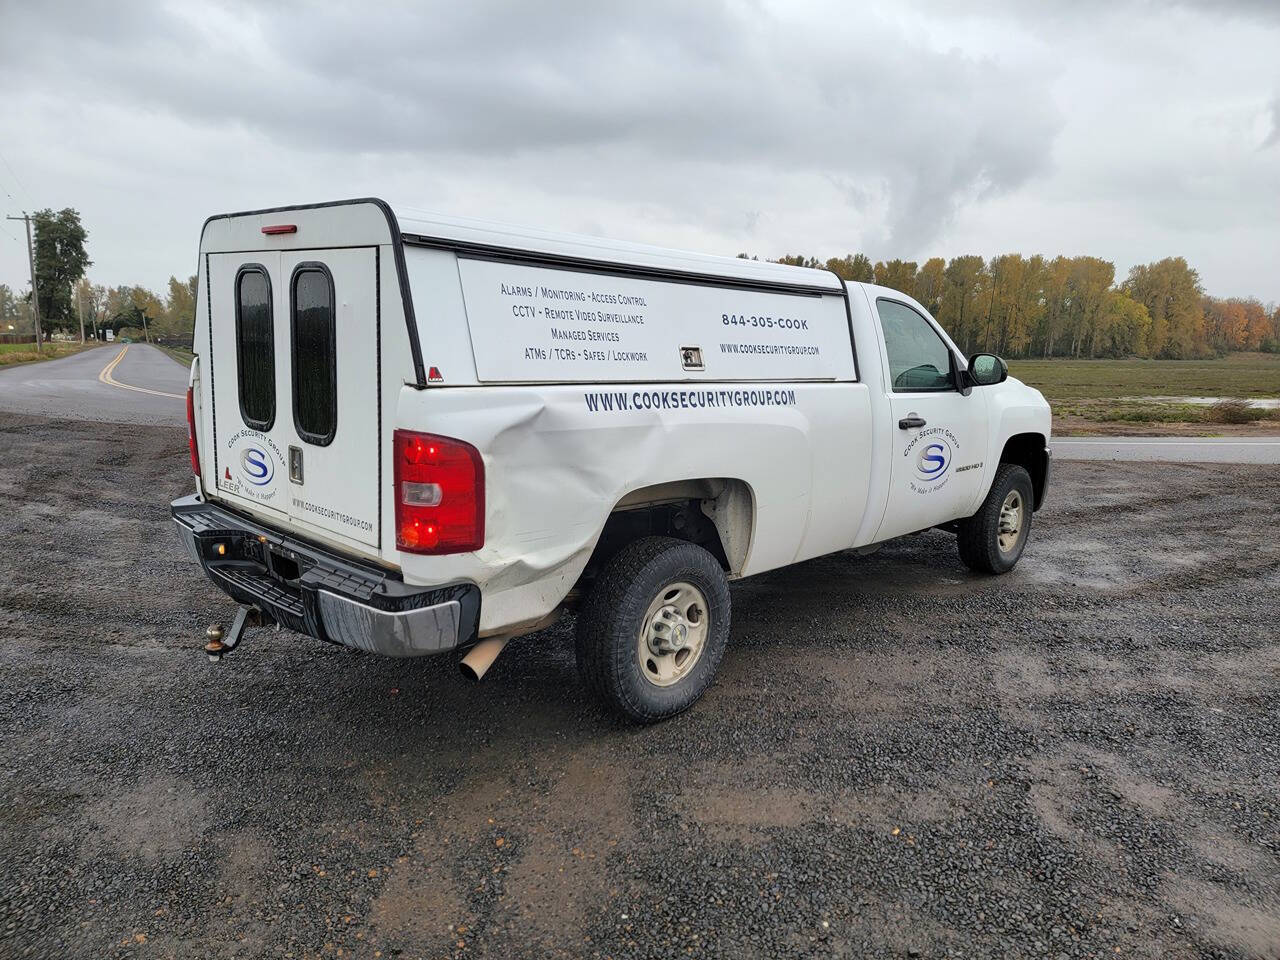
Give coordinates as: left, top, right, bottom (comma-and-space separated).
394, 429, 484, 554
186, 386, 201, 478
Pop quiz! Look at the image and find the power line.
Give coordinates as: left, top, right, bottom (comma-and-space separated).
0, 176, 23, 232
0, 150, 34, 207
0, 153, 34, 245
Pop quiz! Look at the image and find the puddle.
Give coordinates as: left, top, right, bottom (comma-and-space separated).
1119, 396, 1280, 408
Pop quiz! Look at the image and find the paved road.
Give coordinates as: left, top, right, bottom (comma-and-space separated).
1055, 435, 1280, 464
0, 343, 187, 425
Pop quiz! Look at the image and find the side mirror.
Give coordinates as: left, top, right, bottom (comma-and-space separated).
967, 353, 1008, 387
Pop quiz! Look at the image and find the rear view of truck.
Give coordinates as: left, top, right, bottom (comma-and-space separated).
174, 200, 481, 660
173, 197, 1047, 725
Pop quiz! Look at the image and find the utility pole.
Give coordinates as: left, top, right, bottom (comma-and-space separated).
75, 281, 85, 343
139, 309, 150, 344
5, 212, 42, 353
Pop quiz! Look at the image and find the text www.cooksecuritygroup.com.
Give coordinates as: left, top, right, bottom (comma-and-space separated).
584, 387, 797, 413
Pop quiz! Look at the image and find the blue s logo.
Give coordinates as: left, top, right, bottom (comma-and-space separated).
240, 446, 274, 486
915, 440, 951, 481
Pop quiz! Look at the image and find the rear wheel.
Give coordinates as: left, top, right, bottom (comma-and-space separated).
575, 537, 730, 723
957, 463, 1034, 574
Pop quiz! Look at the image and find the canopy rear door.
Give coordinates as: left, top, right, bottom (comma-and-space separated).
206, 247, 381, 556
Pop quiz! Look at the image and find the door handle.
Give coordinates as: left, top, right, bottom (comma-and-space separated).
898, 415, 927, 429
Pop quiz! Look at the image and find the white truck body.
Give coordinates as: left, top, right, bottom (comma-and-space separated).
174, 198, 1050, 719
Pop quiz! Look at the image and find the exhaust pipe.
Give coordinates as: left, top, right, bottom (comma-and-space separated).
458, 609, 562, 681
458, 636, 511, 682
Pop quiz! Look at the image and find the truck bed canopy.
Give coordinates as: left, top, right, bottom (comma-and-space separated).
391, 205, 843, 295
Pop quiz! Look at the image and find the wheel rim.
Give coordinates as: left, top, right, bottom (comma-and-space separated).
636, 581, 710, 687
997, 490, 1024, 553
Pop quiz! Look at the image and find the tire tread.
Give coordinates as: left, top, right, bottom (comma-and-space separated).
957, 463, 1033, 574
575, 536, 730, 723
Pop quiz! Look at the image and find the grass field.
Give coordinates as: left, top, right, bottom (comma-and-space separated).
0, 341, 97, 367
1008, 352, 1280, 433
1009, 352, 1280, 400
156, 344, 194, 368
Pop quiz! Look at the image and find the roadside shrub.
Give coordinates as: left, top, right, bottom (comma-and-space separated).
1207, 399, 1269, 424
0, 342, 88, 367
1098, 405, 1204, 423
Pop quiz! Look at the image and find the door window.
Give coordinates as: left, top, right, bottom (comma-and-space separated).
291, 263, 337, 445
235, 265, 275, 430
877, 299, 955, 392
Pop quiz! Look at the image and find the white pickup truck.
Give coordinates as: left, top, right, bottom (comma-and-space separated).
172, 198, 1051, 722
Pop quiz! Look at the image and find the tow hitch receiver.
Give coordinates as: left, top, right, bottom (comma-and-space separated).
203, 605, 266, 662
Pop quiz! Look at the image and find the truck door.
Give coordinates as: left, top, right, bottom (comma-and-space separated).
872, 297, 989, 542
278, 249, 380, 552
208, 251, 289, 523
206, 247, 382, 557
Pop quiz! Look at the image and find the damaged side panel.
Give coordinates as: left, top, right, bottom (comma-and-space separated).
394, 381, 874, 634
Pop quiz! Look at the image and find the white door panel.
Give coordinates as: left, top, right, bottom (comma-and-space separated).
877, 392, 989, 540
280, 248, 380, 550
872, 297, 989, 541
208, 252, 289, 520
206, 248, 381, 555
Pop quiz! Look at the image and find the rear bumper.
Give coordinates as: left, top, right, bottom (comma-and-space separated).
171, 495, 479, 657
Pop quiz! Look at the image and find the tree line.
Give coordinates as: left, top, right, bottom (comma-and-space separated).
0, 207, 196, 342
745, 251, 1280, 359
5, 205, 1277, 359
0, 275, 196, 342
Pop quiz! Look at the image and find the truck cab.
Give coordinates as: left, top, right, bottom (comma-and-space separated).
173, 198, 1050, 723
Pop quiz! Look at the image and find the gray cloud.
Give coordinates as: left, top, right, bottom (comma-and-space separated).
1266, 98, 1280, 148
0, 0, 1276, 302
0, 0, 1059, 252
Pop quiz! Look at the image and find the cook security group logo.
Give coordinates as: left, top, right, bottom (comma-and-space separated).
240, 446, 274, 486
903, 426, 960, 495
914, 438, 951, 481
221, 428, 286, 502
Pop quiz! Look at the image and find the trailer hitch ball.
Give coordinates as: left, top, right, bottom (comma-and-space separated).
204, 623, 226, 662
201, 606, 256, 662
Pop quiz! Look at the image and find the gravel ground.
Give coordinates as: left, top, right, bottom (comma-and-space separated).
2, 413, 1279, 960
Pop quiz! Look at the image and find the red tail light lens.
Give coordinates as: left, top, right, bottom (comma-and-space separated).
186, 386, 201, 478
394, 429, 484, 554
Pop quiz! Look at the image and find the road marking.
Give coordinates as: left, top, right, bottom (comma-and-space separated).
1059, 440, 1280, 448
1055, 437, 1280, 464
98, 345, 184, 400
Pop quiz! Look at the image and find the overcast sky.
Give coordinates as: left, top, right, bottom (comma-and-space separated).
1, 0, 1277, 303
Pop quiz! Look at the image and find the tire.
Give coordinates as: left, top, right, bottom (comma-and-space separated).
575, 536, 730, 724
957, 463, 1034, 574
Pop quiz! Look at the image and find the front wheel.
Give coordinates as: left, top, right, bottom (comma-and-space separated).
575, 537, 730, 724
957, 463, 1034, 574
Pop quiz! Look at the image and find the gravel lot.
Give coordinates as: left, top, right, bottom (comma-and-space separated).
2, 413, 1278, 960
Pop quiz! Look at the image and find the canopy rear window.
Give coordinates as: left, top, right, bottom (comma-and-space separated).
235, 265, 275, 430
291, 263, 337, 445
